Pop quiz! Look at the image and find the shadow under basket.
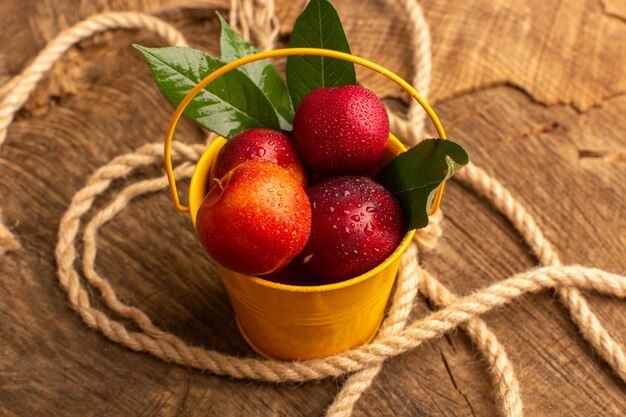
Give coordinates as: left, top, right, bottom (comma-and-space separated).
163, 47, 447, 360
188, 135, 415, 360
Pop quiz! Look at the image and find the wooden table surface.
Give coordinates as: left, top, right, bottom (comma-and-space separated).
1, 0, 625, 416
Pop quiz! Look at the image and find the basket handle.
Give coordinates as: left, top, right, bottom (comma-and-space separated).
164, 47, 447, 215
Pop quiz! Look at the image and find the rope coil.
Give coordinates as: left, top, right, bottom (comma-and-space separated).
0, 2, 624, 417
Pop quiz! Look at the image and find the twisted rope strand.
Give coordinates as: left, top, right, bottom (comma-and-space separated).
0, 11, 189, 254
420, 270, 523, 417
229, 0, 280, 51
458, 163, 626, 382
0, 12, 188, 148
556, 286, 626, 381
391, 0, 432, 145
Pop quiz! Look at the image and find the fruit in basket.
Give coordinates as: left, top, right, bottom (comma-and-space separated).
301, 175, 404, 284
293, 85, 389, 175
215, 128, 308, 188
196, 161, 312, 275
137, 0, 470, 286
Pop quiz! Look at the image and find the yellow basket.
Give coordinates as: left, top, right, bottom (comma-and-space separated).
164, 48, 447, 360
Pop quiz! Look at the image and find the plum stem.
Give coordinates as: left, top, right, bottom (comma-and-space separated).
213, 178, 225, 192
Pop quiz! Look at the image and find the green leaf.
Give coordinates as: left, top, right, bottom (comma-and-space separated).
286, 0, 357, 109
217, 12, 294, 130
376, 139, 469, 230
133, 45, 280, 138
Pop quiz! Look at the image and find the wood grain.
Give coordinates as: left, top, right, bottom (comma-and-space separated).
0, 0, 624, 416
